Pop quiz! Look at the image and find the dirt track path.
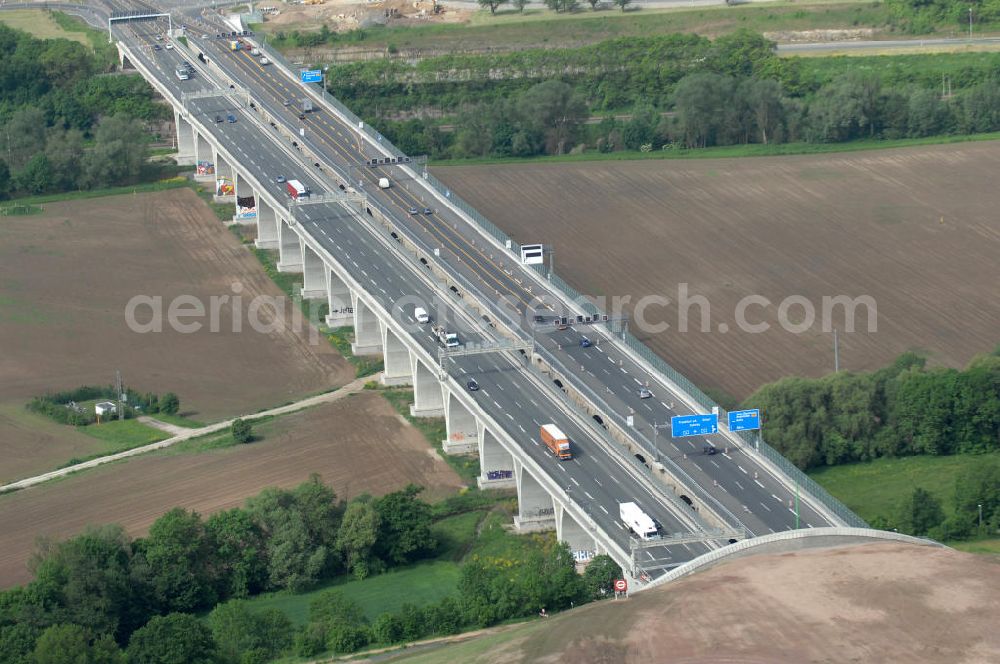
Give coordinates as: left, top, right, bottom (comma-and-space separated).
0, 374, 375, 495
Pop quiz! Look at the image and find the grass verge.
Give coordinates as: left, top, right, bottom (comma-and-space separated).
808, 451, 1000, 526
950, 538, 1000, 557
146, 412, 205, 428
0, 177, 191, 207
431, 131, 1000, 168
65, 420, 169, 462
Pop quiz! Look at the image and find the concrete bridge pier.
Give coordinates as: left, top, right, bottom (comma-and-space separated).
477, 426, 516, 490
351, 295, 382, 356
556, 504, 597, 558
513, 458, 556, 532
300, 243, 326, 299
380, 325, 413, 386
214, 148, 233, 181
410, 357, 445, 417
194, 131, 213, 178
442, 390, 478, 454
174, 110, 196, 165
232, 176, 257, 224
277, 218, 302, 273
255, 201, 279, 249
325, 270, 352, 328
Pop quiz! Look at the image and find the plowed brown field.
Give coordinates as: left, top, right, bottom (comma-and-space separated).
435, 142, 1000, 400
0, 189, 353, 482
0, 391, 463, 588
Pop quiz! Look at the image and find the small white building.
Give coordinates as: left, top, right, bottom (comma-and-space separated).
95, 401, 117, 418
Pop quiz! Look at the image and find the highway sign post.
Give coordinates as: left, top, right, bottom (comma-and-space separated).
299, 69, 322, 83
670, 414, 718, 438
727, 408, 761, 432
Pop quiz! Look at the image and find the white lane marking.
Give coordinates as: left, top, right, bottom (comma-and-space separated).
493, 401, 502, 409
609, 475, 621, 485
570, 477, 580, 486
481, 389, 490, 397
755, 480, 765, 489
595, 479, 602, 486
584, 491, 594, 500
559, 464, 567, 473
596, 347, 604, 353
497, 384, 504, 391
709, 460, 719, 468
633, 378, 642, 385
506, 413, 514, 421
772, 494, 782, 502
738, 465, 747, 474
759, 502, 772, 512
734, 481, 744, 490
599, 505, 609, 515
517, 425, 525, 433
619, 367, 628, 374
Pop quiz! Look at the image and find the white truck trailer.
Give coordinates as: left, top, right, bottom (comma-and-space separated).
619, 502, 660, 541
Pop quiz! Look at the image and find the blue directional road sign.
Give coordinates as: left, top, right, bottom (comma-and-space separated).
671, 414, 718, 438
728, 409, 761, 432
300, 69, 322, 83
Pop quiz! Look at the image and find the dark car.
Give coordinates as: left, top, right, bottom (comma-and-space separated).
153, 44, 162, 51
275, 175, 286, 183
466, 379, 480, 392
532, 314, 546, 324
422, 207, 433, 215
226, 114, 236, 123
580, 337, 592, 348
703, 444, 717, 456
298, 113, 305, 120
215, 115, 223, 123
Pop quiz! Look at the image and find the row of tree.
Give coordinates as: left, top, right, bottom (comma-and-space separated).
27, 385, 179, 427
322, 30, 1000, 158
0, 478, 623, 662
744, 349, 1000, 470
0, 23, 170, 199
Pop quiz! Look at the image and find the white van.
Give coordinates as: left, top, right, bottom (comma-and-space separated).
414, 307, 429, 324
378, 177, 390, 189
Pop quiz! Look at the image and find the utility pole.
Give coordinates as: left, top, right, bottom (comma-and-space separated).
651, 422, 670, 464
969, 7, 973, 39
795, 481, 800, 529
833, 328, 840, 373
115, 370, 125, 421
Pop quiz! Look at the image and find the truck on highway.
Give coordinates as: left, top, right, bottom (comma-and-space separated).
301, 98, 313, 113
540, 424, 572, 460
619, 502, 661, 541
432, 324, 460, 348
285, 179, 307, 200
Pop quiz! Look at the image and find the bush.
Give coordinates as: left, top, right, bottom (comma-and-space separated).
159, 392, 180, 415
231, 418, 253, 444
326, 625, 370, 654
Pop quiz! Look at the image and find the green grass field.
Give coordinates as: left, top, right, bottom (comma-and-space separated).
76, 419, 169, 452
269, 0, 897, 53
239, 509, 533, 627
950, 538, 1000, 556
808, 451, 1000, 524
0, 9, 89, 46
147, 412, 205, 428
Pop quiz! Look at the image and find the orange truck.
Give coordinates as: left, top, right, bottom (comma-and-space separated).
540, 424, 571, 460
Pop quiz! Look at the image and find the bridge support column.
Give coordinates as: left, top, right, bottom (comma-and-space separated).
477, 426, 515, 490
325, 271, 352, 327
380, 325, 412, 386
194, 131, 213, 180
512, 459, 555, 532
255, 200, 278, 249
174, 110, 196, 165
214, 148, 233, 181
442, 389, 478, 454
300, 243, 325, 299
277, 218, 302, 273
351, 296, 382, 356
410, 358, 444, 417
232, 177, 257, 225
555, 504, 597, 561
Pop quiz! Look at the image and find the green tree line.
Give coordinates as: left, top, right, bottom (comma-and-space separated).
744, 348, 1000, 470
321, 30, 1000, 159
0, 23, 170, 199
0, 478, 622, 662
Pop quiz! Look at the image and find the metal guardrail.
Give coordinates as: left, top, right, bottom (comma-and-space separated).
259, 37, 865, 530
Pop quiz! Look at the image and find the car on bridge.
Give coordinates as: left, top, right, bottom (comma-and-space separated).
422, 207, 433, 215
466, 379, 480, 392
408, 206, 418, 215
580, 337, 592, 348
275, 175, 286, 183
638, 387, 653, 399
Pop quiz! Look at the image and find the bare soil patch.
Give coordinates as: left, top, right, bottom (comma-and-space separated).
390, 542, 1000, 663
434, 143, 1000, 400
0, 188, 353, 482
0, 390, 463, 588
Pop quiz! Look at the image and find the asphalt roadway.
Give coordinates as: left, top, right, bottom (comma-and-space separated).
181, 20, 836, 535
118, 18, 723, 576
